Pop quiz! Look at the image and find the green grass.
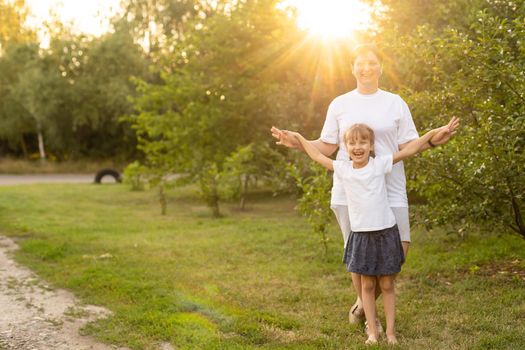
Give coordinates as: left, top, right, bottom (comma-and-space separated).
0, 184, 524, 349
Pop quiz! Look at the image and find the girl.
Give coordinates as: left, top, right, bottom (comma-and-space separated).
289, 120, 454, 345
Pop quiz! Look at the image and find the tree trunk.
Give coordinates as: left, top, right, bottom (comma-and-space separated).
211, 195, 221, 217
159, 183, 167, 216
510, 193, 524, 239
239, 175, 249, 210
19, 136, 28, 159
36, 123, 46, 161
507, 179, 524, 239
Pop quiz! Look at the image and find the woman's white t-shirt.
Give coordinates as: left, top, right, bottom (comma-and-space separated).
320, 89, 419, 207
333, 156, 396, 232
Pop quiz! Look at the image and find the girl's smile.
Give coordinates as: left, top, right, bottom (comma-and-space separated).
346, 137, 373, 169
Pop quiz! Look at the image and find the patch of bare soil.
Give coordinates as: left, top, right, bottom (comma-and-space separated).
0, 236, 129, 350
471, 259, 525, 280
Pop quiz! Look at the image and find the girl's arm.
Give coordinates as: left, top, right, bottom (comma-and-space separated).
291, 132, 334, 171
393, 128, 440, 164
399, 116, 460, 152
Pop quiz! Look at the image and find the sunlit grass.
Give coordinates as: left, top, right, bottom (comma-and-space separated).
0, 184, 523, 349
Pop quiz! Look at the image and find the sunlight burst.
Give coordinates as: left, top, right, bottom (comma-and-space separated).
284, 0, 375, 38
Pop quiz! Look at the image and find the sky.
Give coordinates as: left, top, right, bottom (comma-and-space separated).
25, 0, 122, 37
23, 0, 374, 45
283, 0, 374, 38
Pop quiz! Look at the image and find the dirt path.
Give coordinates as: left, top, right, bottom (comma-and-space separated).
0, 236, 129, 350
0, 174, 95, 186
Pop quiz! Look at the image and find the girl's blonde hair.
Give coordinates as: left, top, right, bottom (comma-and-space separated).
343, 124, 375, 157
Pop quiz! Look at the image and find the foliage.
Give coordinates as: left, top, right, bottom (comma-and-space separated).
0, 0, 352, 167
116, 0, 199, 57
219, 144, 259, 210
377, 2, 525, 238
220, 143, 287, 209
0, 43, 70, 160
127, 0, 317, 214
63, 29, 151, 159
0, 44, 38, 156
288, 160, 333, 256
1, 0, 521, 241
123, 161, 148, 191
0, 0, 35, 51
198, 162, 223, 217
0, 16, 151, 159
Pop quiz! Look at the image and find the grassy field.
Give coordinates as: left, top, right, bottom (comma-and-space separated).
0, 184, 523, 349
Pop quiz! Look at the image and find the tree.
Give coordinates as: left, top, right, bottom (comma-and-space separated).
4, 43, 69, 161
0, 0, 35, 52
0, 44, 38, 157
0, 17, 152, 160
288, 160, 333, 256
220, 143, 286, 210
65, 29, 151, 159
376, 2, 525, 238
127, 0, 318, 215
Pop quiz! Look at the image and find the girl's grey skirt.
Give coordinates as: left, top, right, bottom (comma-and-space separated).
342, 224, 405, 276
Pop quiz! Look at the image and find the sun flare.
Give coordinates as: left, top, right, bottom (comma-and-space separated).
284, 0, 375, 38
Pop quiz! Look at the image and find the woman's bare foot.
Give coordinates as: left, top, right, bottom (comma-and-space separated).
349, 300, 365, 324
386, 334, 398, 345
365, 336, 378, 345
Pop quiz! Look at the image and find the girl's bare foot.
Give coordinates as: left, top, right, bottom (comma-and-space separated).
365, 336, 378, 345
386, 334, 398, 345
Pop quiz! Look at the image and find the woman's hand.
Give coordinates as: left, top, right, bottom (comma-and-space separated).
271, 126, 300, 149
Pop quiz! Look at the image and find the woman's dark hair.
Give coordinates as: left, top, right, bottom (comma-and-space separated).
350, 44, 384, 65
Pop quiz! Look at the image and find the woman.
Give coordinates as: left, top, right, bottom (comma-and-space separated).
271, 44, 459, 327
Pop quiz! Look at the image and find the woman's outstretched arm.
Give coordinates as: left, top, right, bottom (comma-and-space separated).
271, 126, 338, 156
289, 132, 334, 171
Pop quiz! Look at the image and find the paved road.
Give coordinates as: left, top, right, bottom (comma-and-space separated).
0, 174, 103, 186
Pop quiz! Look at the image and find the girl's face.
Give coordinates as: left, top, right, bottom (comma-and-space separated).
346, 136, 373, 168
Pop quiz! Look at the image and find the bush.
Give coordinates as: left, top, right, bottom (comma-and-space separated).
287, 160, 333, 256
123, 161, 148, 191
388, 8, 525, 238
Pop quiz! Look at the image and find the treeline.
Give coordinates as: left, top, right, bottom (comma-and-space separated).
126, 0, 524, 237
0, 1, 154, 159
0, 0, 353, 160
0, 0, 523, 238
123, 0, 359, 220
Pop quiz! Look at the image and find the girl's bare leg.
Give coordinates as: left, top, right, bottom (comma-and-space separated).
379, 275, 397, 344
361, 275, 379, 344
351, 272, 362, 300
333, 206, 384, 321
351, 273, 380, 308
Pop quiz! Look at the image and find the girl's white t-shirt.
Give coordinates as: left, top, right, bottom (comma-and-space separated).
333, 156, 396, 232
320, 89, 419, 207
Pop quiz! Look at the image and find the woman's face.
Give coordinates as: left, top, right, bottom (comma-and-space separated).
352, 51, 382, 88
